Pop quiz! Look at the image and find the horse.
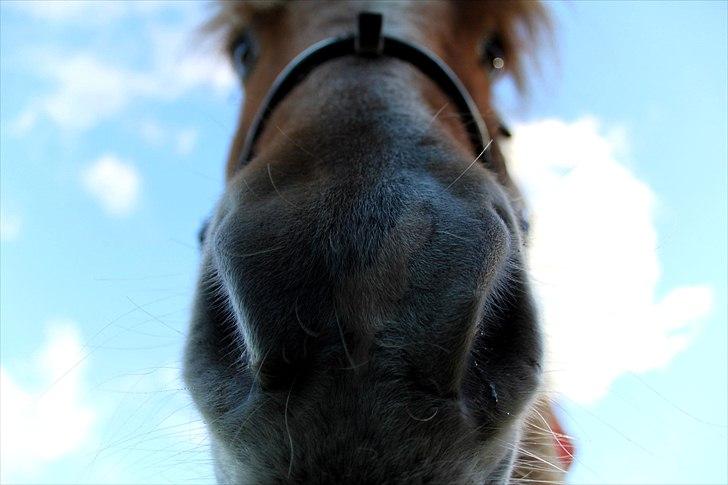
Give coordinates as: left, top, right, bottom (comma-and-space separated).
184, 1, 571, 483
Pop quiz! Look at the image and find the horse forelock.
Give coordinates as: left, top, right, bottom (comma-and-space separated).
205, 0, 550, 93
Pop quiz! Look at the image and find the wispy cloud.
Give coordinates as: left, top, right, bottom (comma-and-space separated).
6, 1, 194, 26
7, 0, 128, 23
17, 55, 151, 132
175, 127, 199, 156
139, 119, 199, 156
1, 321, 96, 482
0, 210, 22, 241
82, 155, 141, 217
505, 117, 714, 405
10, 4, 234, 134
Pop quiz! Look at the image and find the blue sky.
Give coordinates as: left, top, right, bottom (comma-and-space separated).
0, 1, 726, 484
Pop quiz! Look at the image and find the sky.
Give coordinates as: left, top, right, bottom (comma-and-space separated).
0, 1, 726, 484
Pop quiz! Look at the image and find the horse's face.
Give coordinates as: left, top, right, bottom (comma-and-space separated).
185, 2, 558, 483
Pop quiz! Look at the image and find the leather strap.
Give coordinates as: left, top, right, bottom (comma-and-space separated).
238, 12, 491, 168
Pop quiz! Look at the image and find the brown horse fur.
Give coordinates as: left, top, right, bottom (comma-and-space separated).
185, 1, 566, 483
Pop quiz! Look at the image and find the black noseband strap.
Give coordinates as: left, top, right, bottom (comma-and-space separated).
238, 12, 491, 168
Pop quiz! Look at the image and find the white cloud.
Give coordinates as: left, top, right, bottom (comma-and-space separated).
139, 119, 167, 145
175, 127, 198, 156
12, 6, 235, 134
82, 155, 141, 217
138, 119, 198, 156
7, 1, 183, 25
8, 0, 128, 23
504, 117, 714, 404
36, 55, 149, 132
9, 109, 38, 136
0, 211, 22, 241
1, 321, 96, 481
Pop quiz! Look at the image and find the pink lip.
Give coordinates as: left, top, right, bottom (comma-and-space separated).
549, 404, 576, 470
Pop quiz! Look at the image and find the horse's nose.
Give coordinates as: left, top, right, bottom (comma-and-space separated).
210, 159, 518, 395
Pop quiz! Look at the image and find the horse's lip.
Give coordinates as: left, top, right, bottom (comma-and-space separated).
548, 405, 576, 470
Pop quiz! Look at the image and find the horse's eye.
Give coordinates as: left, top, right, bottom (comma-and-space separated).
481, 35, 506, 76
230, 31, 257, 80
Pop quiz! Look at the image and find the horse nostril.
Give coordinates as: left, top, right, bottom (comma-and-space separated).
492, 203, 518, 237
251, 356, 298, 392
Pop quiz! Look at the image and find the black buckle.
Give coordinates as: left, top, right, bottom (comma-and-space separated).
355, 12, 384, 56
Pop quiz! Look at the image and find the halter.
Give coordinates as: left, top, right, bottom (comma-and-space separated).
238, 12, 492, 168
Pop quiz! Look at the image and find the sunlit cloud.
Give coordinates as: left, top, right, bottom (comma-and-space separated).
81, 155, 141, 217
1, 321, 96, 482
505, 117, 714, 405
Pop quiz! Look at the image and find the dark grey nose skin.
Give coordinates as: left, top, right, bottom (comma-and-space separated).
185, 58, 542, 483
184, 138, 542, 483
